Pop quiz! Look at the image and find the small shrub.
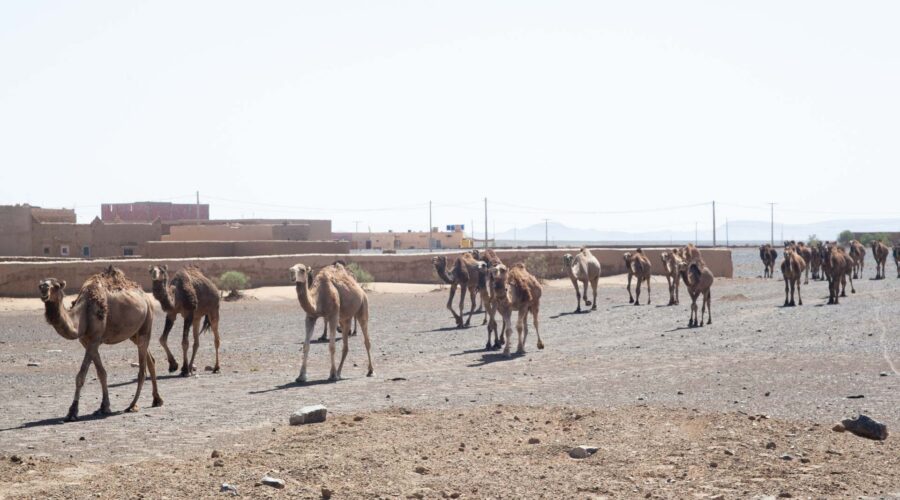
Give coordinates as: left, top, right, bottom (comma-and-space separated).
346, 262, 374, 289
807, 234, 821, 247
837, 230, 853, 244
219, 271, 250, 300
523, 254, 551, 284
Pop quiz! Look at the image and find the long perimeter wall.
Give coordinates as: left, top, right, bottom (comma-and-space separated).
0, 248, 732, 298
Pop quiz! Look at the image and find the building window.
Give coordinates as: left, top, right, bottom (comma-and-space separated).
60, 245, 69, 256
82, 246, 90, 257
43, 246, 50, 255
123, 247, 134, 256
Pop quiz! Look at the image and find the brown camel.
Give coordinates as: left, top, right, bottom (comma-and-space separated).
680, 244, 704, 265
793, 242, 813, 284
489, 263, 544, 357
290, 262, 373, 383
871, 240, 890, 280
780, 246, 806, 306
312, 262, 358, 342
660, 249, 684, 306
472, 249, 505, 350
848, 240, 866, 279
894, 245, 900, 278
759, 244, 778, 278
149, 265, 222, 376
432, 253, 490, 328
624, 249, 651, 305
563, 247, 601, 313
808, 242, 823, 281
822, 243, 855, 304
39, 267, 161, 421
680, 260, 714, 327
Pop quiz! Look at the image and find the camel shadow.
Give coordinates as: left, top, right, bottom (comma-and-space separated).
664, 325, 699, 333
420, 325, 475, 333
248, 378, 336, 395
108, 373, 184, 388
0, 410, 122, 432
467, 352, 523, 367
549, 310, 591, 319
450, 347, 499, 357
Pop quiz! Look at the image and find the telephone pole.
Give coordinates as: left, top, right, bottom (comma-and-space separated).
428, 201, 433, 252
484, 198, 488, 249
769, 202, 775, 246
726, 218, 730, 248
353, 220, 361, 233
695, 222, 698, 246
712, 201, 717, 246
543, 219, 550, 247
195, 191, 200, 221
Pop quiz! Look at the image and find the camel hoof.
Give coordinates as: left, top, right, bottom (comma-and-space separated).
628, 298, 634, 304
179, 369, 191, 378
537, 341, 545, 350
503, 349, 511, 358
167, 362, 179, 373
591, 305, 597, 311
295, 374, 307, 384
152, 397, 163, 408
328, 375, 341, 382
212, 366, 220, 374
65, 413, 79, 422
124, 405, 139, 413
707, 320, 712, 325
366, 370, 374, 377
93, 406, 113, 416
851, 290, 856, 294
516, 348, 525, 355
585, 300, 592, 306
633, 302, 640, 306
574, 308, 581, 314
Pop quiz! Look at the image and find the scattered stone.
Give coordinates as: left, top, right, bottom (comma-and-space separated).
778, 493, 792, 498
800, 458, 810, 464
846, 394, 865, 399
709, 462, 718, 468
205, 366, 214, 372
211, 450, 221, 458
765, 391, 771, 397
527, 437, 540, 445
840, 415, 888, 441
213, 459, 224, 467
765, 441, 777, 450
832, 424, 846, 433
724, 449, 735, 456
130, 362, 140, 368
10, 455, 22, 464
711, 495, 725, 500
780, 454, 793, 461
321, 486, 333, 499
568, 446, 599, 459
390, 377, 407, 381
220, 483, 238, 496
880, 372, 889, 377
414, 466, 429, 475
677, 391, 684, 395
79, 436, 85, 441
353, 416, 364, 422
26, 362, 40, 367
260, 475, 285, 489
399, 407, 412, 415
289, 405, 328, 425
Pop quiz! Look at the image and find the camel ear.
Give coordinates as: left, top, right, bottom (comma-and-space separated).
162, 264, 168, 271
60, 280, 66, 289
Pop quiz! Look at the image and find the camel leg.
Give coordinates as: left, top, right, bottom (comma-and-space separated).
446, 283, 462, 327
457, 286, 467, 328
465, 286, 477, 327
796, 279, 802, 306
571, 278, 581, 313
296, 316, 316, 384
126, 338, 148, 413
66, 350, 94, 421
804, 266, 809, 285
634, 275, 642, 306
705, 290, 712, 324
626, 273, 634, 303
327, 315, 340, 382
485, 295, 496, 350
790, 279, 796, 306
674, 276, 680, 305
186, 316, 202, 377
179, 313, 192, 377
336, 317, 351, 379
783, 278, 790, 307
532, 303, 544, 350
210, 312, 221, 373
159, 313, 179, 373
699, 294, 706, 326
318, 318, 328, 342
582, 279, 590, 308
480, 289, 490, 325
515, 308, 526, 355
646, 277, 651, 305
502, 311, 514, 358
88, 347, 112, 416
358, 308, 375, 377
590, 277, 598, 311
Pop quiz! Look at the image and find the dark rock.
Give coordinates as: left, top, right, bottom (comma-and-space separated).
841, 415, 888, 441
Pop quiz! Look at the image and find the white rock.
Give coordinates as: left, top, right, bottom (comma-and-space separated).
220, 483, 238, 496
261, 475, 285, 489
289, 405, 327, 425
568, 445, 599, 459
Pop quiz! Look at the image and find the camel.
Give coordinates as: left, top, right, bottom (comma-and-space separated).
822, 243, 855, 304
871, 240, 890, 280
489, 263, 544, 357
432, 253, 490, 328
624, 249, 651, 305
794, 242, 813, 284
312, 262, 358, 342
660, 249, 684, 306
290, 262, 373, 382
563, 247, 601, 313
149, 265, 222, 376
39, 267, 161, 421
780, 246, 806, 306
680, 260, 714, 327
848, 240, 866, 279
680, 243, 704, 264
472, 249, 505, 349
759, 244, 778, 278
808, 242, 823, 281
894, 245, 900, 278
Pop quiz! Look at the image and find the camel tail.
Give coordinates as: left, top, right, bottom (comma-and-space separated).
200, 315, 212, 334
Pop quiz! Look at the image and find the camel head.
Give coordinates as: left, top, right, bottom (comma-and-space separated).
431, 255, 447, 268
148, 264, 168, 283
289, 264, 311, 285
563, 253, 574, 267
489, 264, 509, 292
623, 252, 633, 265
38, 278, 66, 304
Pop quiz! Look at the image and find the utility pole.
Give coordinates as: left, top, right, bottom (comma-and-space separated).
695, 222, 698, 246
196, 191, 200, 221
726, 218, 730, 248
543, 219, 550, 247
484, 198, 488, 249
514, 227, 517, 247
769, 202, 775, 246
428, 201, 433, 252
353, 220, 361, 233
712, 200, 717, 246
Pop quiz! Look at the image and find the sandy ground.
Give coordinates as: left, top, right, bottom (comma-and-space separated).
1, 248, 899, 498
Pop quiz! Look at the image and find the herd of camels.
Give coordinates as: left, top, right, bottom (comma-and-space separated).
36, 240, 899, 421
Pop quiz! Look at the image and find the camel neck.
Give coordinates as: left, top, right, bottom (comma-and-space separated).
151, 280, 175, 311
434, 261, 455, 284
44, 300, 79, 340
295, 282, 318, 317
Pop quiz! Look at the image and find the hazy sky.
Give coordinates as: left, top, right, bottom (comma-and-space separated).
2, 1, 899, 237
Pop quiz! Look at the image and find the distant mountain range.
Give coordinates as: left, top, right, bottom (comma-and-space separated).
493, 219, 900, 245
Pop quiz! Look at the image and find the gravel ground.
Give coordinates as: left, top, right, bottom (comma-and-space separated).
0, 248, 898, 498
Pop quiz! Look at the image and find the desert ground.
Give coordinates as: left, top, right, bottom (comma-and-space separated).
0, 248, 898, 499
